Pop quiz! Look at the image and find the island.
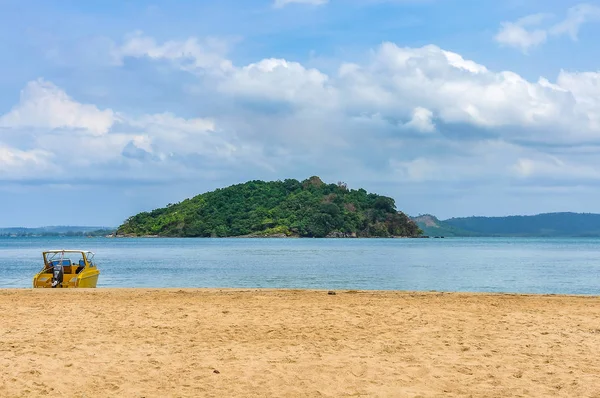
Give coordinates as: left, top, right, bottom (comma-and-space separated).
116, 176, 423, 238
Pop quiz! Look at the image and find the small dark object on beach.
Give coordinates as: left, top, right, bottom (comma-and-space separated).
328, 291, 336, 295
213, 369, 220, 374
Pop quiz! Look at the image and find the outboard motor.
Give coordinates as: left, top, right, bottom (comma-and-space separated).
51, 261, 64, 288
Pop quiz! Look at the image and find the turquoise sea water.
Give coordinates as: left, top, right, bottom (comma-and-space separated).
1, 237, 599, 294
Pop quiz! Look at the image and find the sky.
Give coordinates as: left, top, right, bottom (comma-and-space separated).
1, 0, 600, 227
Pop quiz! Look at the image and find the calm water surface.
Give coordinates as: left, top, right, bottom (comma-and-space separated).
1, 237, 599, 294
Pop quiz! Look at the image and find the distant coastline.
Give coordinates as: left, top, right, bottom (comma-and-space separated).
412, 212, 600, 238
0, 227, 115, 238
6, 211, 600, 239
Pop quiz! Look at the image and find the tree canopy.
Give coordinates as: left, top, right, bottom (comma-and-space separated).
117, 176, 422, 238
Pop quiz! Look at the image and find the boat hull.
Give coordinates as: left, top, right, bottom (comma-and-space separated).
33, 268, 100, 288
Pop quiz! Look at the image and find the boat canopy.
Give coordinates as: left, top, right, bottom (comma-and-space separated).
44, 250, 95, 255
42, 250, 96, 266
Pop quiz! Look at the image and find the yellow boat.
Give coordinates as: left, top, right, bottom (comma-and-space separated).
33, 250, 100, 288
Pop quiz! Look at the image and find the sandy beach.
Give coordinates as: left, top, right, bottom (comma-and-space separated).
1, 289, 600, 397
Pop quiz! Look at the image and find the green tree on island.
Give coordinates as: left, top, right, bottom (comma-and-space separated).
117, 176, 422, 238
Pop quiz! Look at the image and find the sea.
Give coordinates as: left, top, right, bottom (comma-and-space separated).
1, 237, 599, 294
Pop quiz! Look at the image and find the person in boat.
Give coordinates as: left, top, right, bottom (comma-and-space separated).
51, 257, 64, 288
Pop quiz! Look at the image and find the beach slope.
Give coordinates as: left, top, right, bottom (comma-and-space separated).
1, 289, 599, 397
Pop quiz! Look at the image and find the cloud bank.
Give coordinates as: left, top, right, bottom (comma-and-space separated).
2, 33, 600, 193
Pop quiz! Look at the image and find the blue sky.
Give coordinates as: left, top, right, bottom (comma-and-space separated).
1, 0, 600, 227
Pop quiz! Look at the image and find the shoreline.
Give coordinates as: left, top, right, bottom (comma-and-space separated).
108, 234, 427, 238
2, 287, 600, 298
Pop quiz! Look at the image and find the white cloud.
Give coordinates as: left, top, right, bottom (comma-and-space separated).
218, 58, 334, 106
129, 112, 215, 135
0, 79, 115, 136
115, 31, 234, 73
494, 14, 549, 53
124, 112, 235, 162
495, 4, 600, 52
512, 156, 600, 180
0, 144, 56, 179
404, 107, 436, 133
440, 49, 488, 74
0, 79, 252, 181
115, 34, 335, 107
556, 70, 600, 131
336, 43, 593, 140
273, 0, 328, 8
550, 3, 600, 39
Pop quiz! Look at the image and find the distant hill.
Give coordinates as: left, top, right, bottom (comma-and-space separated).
444, 212, 600, 237
0, 226, 115, 237
412, 212, 600, 237
117, 176, 422, 238
411, 215, 481, 237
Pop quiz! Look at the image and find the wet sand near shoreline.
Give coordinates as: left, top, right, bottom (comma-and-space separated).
1, 288, 600, 397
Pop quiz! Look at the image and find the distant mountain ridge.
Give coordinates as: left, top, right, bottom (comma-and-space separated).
412, 212, 600, 237
410, 215, 480, 237
7, 213, 600, 238
0, 226, 115, 237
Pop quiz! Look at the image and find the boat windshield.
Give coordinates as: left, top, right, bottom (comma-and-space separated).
42, 251, 96, 271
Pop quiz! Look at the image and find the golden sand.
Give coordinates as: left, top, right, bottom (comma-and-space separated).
1, 289, 600, 397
